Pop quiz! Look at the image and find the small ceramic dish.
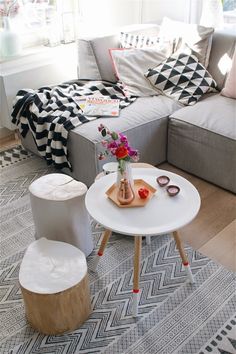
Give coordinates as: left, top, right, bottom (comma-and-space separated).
167, 185, 180, 197
156, 175, 170, 187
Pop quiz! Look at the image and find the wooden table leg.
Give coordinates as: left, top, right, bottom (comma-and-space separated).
133, 236, 142, 317
173, 231, 195, 283
91, 229, 112, 272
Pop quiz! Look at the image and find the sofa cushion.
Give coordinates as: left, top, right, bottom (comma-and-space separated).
170, 93, 236, 140
77, 34, 120, 83
168, 117, 236, 193
109, 47, 167, 96
159, 17, 214, 67
207, 30, 236, 90
145, 53, 217, 105
221, 49, 236, 99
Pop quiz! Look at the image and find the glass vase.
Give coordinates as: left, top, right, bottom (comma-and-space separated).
0, 17, 22, 58
116, 160, 135, 205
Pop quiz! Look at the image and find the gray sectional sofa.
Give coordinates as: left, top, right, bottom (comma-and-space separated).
21, 27, 236, 193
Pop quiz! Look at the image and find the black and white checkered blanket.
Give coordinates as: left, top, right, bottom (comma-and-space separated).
11, 80, 136, 170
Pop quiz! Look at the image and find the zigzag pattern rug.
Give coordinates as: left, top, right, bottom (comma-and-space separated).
0, 146, 235, 354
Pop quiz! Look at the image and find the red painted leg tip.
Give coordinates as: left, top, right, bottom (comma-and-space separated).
183, 262, 189, 266
98, 252, 103, 256
133, 289, 139, 293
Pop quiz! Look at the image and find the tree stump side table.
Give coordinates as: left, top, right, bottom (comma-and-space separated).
29, 173, 94, 257
19, 238, 91, 335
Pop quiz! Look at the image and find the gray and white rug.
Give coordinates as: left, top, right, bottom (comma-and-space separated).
0, 146, 235, 354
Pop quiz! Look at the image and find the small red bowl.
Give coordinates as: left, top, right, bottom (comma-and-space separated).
167, 185, 180, 197
156, 175, 170, 187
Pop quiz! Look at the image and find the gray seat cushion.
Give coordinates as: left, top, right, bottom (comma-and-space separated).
168, 93, 236, 193
169, 93, 236, 140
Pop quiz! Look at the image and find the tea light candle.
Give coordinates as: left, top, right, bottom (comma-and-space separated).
167, 185, 180, 196
156, 175, 170, 187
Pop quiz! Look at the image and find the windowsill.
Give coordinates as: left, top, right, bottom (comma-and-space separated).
0, 44, 56, 64
0, 42, 77, 76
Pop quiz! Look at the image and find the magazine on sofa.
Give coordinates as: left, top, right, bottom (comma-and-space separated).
82, 97, 120, 117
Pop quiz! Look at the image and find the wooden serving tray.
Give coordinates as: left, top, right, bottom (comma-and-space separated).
105, 179, 156, 208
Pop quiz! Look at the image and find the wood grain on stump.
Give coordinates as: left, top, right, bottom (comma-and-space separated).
19, 238, 91, 335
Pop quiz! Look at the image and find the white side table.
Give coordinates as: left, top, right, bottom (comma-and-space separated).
29, 173, 94, 257
85, 168, 200, 316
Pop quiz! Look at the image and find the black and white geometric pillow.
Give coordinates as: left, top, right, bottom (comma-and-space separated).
145, 53, 217, 105
120, 32, 160, 49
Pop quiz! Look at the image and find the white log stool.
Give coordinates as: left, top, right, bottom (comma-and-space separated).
29, 173, 93, 257
19, 238, 92, 335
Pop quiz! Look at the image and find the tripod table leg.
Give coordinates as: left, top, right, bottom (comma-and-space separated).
173, 231, 195, 283
91, 229, 112, 272
133, 236, 142, 317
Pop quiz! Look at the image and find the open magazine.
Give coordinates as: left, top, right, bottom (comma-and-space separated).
82, 97, 120, 117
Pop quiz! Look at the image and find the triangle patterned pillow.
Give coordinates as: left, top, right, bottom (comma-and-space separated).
145, 53, 217, 105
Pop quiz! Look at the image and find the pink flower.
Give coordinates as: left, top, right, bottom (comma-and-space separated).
107, 141, 118, 149
119, 133, 128, 143
97, 125, 139, 163
0, 0, 19, 17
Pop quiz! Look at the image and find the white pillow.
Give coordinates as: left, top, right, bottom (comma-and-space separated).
109, 48, 167, 97
159, 17, 214, 67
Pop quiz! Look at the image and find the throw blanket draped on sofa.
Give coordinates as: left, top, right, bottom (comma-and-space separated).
11, 80, 136, 170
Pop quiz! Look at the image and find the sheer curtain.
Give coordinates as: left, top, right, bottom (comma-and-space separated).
200, 0, 224, 28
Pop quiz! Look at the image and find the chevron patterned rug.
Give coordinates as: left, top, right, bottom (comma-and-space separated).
0, 146, 235, 354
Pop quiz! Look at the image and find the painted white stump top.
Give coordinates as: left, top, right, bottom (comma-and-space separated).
19, 238, 88, 294
29, 173, 87, 201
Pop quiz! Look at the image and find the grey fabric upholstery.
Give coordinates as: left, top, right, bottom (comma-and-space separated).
168, 94, 236, 193
168, 93, 236, 139
77, 34, 120, 82
208, 30, 236, 90
20, 28, 236, 193
22, 95, 181, 186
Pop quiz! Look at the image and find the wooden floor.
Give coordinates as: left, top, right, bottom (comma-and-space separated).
159, 163, 236, 272
1, 136, 235, 272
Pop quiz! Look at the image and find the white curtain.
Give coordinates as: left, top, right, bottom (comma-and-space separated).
200, 0, 224, 28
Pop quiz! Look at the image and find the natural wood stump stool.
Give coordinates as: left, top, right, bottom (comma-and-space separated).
29, 173, 93, 257
19, 238, 91, 335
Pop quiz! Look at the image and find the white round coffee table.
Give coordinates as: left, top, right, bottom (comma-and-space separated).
85, 168, 200, 316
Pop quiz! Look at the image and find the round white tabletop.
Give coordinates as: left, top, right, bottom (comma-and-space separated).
85, 168, 201, 236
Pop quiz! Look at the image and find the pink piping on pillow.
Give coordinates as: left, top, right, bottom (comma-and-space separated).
108, 48, 132, 97
221, 49, 236, 99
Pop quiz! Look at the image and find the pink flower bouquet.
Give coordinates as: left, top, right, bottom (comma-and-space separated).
98, 124, 139, 173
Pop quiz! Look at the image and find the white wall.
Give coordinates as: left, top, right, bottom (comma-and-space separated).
0, 44, 77, 132
78, 0, 142, 36
78, 0, 200, 37
141, 0, 191, 24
